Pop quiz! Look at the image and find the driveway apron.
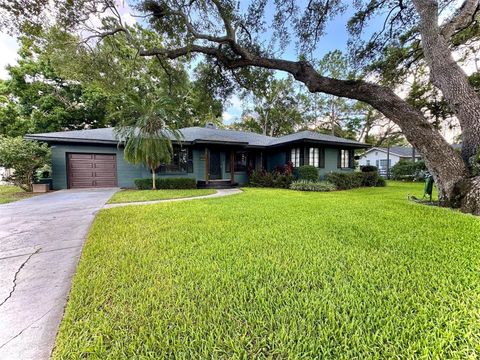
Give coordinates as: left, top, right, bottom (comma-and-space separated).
0, 188, 118, 360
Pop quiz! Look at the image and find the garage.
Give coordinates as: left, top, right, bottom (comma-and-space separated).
67, 153, 117, 188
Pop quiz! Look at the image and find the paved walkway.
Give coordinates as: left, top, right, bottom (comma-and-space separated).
104, 188, 242, 208
0, 188, 118, 360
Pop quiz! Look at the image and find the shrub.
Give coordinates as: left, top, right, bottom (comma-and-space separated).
248, 170, 293, 188
326, 172, 362, 190
134, 177, 196, 190
391, 160, 427, 180
298, 165, 319, 181
326, 171, 385, 190
0, 136, 51, 191
360, 171, 386, 187
290, 180, 336, 192
361, 165, 378, 172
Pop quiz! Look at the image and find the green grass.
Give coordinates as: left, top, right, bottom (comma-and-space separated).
0, 185, 36, 204
107, 189, 216, 204
53, 182, 480, 358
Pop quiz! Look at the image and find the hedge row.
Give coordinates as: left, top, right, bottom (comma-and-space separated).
134, 177, 196, 190
325, 171, 385, 190
290, 180, 336, 192
248, 170, 294, 188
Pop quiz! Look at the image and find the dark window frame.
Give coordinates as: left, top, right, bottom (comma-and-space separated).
226, 151, 248, 173
157, 147, 193, 174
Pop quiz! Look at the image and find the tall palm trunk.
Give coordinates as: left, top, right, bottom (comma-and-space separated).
151, 166, 156, 190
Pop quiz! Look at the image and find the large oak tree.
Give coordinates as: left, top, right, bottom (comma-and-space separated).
2, 0, 480, 214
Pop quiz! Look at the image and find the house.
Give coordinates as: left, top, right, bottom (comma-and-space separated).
0, 167, 13, 184
25, 125, 369, 189
359, 146, 421, 176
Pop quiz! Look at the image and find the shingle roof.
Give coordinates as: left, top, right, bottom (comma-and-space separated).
269, 130, 366, 147
367, 146, 421, 158
25, 126, 368, 148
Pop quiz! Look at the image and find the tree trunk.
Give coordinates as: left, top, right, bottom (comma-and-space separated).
413, 0, 480, 163
151, 167, 156, 190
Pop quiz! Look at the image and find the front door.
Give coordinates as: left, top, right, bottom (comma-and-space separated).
209, 151, 221, 179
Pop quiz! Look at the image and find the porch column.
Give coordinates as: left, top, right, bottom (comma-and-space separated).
230, 150, 235, 184
205, 147, 209, 184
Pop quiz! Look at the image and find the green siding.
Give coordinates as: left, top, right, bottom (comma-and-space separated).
51, 144, 143, 189
51, 145, 208, 190
267, 152, 287, 171
266, 147, 354, 179
51, 144, 354, 189
319, 148, 354, 178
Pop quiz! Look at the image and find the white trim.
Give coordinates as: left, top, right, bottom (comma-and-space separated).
361, 147, 421, 159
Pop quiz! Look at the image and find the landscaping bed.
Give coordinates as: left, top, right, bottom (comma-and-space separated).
53, 182, 480, 358
107, 189, 216, 204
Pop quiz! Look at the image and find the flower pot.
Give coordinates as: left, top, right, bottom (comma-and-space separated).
32, 183, 49, 193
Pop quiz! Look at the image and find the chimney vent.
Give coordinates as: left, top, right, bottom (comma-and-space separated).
205, 122, 216, 129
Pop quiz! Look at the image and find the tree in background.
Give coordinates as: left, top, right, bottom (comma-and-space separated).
232, 74, 304, 136
306, 51, 359, 138
0, 136, 50, 191
0, 27, 224, 137
0, 35, 112, 136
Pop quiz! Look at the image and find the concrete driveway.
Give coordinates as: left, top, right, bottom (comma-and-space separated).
0, 188, 118, 360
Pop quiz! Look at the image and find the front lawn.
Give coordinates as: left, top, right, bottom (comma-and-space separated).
107, 189, 216, 204
0, 185, 36, 204
54, 182, 480, 358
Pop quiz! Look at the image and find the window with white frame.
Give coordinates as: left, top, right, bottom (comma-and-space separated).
309, 147, 319, 167
340, 149, 350, 168
291, 148, 301, 167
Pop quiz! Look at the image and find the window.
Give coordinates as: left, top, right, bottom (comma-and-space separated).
379, 159, 391, 168
226, 151, 248, 172
366, 160, 370, 166
340, 149, 350, 168
291, 148, 301, 167
309, 148, 319, 167
158, 147, 192, 173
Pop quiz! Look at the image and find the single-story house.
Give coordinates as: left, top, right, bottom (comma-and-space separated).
359, 146, 420, 176
25, 125, 369, 189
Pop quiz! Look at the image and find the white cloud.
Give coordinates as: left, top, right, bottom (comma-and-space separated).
0, 32, 19, 79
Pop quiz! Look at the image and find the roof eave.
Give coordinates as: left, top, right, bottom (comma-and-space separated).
24, 135, 119, 145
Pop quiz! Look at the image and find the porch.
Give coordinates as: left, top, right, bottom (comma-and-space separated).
198, 146, 265, 188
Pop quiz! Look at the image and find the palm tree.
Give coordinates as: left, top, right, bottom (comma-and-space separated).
115, 93, 181, 190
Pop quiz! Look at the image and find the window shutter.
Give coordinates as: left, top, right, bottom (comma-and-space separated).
337, 149, 342, 168
286, 149, 291, 163
300, 147, 305, 166
187, 148, 194, 173
320, 148, 325, 168
349, 149, 355, 168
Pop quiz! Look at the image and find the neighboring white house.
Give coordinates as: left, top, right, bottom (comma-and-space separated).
359, 147, 421, 177
0, 167, 13, 184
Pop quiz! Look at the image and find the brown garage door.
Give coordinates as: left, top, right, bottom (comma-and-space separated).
67, 153, 117, 188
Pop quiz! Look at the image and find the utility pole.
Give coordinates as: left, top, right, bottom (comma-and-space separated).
386, 143, 391, 180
